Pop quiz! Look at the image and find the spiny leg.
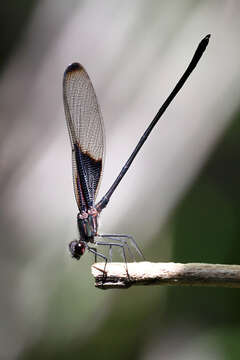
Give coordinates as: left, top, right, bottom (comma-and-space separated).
99, 235, 135, 261
90, 247, 97, 263
87, 245, 108, 282
95, 240, 130, 281
109, 245, 112, 263
100, 234, 145, 260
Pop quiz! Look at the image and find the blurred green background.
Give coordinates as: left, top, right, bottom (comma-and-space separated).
1, 1, 240, 359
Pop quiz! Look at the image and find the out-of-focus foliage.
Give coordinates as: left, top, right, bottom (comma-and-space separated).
1, 2, 240, 360
0, 1, 38, 71
20, 112, 240, 360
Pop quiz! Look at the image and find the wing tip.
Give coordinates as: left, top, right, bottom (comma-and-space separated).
64, 62, 84, 77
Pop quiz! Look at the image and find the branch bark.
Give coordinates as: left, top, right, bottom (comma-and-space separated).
91, 262, 240, 289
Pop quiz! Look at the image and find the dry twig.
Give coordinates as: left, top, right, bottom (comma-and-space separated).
91, 262, 240, 289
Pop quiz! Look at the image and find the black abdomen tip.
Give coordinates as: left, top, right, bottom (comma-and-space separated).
197, 34, 211, 54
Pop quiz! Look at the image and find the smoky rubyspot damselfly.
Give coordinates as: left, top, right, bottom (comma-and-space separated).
63, 34, 210, 266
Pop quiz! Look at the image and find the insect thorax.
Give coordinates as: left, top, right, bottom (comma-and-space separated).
77, 208, 99, 242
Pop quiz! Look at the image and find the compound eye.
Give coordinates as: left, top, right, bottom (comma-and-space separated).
69, 240, 85, 260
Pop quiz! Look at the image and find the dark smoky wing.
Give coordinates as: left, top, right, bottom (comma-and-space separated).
63, 63, 104, 209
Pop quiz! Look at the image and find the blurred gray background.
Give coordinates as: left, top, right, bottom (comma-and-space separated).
1, 1, 240, 359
